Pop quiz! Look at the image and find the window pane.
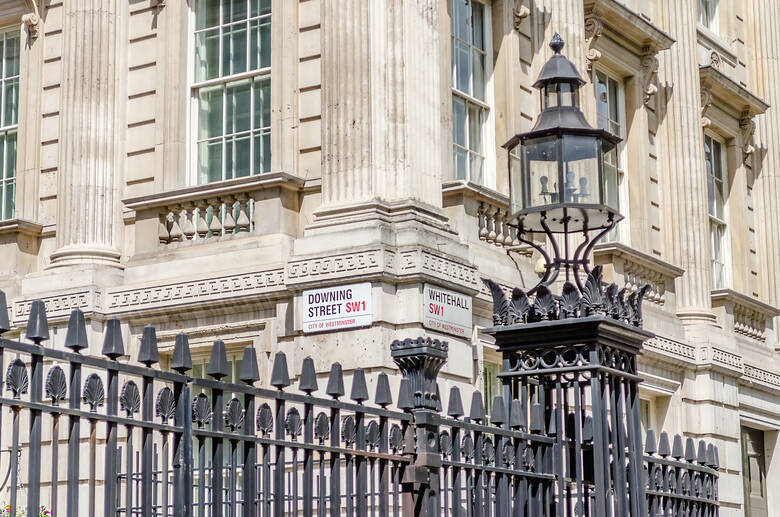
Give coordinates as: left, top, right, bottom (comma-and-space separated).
3, 78, 17, 126
471, 3, 484, 51
470, 154, 484, 184
223, 23, 248, 76
4, 34, 19, 78
253, 130, 271, 173
452, 0, 470, 42
198, 85, 224, 140
251, 0, 272, 16
196, 0, 220, 30
223, 0, 247, 24
3, 179, 13, 219
452, 97, 466, 147
226, 80, 251, 134
608, 78, 619, 123
253, 76, 271, 129
453, 147, 467, 180
195, 29, 220, 82
468, 103, 483, 153
454, 41, 470, 93
225, 133, 252, 179
198, 140, 223, 184
473, 50, 485, 101
5, 130, 16, 179
250, 17, 272, 70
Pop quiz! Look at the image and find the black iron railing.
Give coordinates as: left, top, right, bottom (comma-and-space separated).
0, 292, 719, 517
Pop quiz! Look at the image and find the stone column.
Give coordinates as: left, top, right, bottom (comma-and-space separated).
747, 0, 780, 310
50, 0, 125, 269
320, 0, 443, 212
656, 0, 715, 324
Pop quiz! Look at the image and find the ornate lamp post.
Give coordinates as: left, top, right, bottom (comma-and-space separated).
485, 35, 654, 517
504, 33, 621, 293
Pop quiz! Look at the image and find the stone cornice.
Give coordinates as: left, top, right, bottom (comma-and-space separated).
442, 179, 509, 207
122, 172, 306, 211
742, 364, 780, 392
0, 218, 43, 238
584, 0, 675, 55
711, 288, 779, 343
642, 335, 697, 365
699, 66, 769, 119
711, 288, 779, 318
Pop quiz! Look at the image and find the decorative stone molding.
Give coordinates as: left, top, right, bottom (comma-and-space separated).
108, 269, 286, 313
287, 245, 480, 292
640, 51, 660, 106
709, 51, 721, 71
512, 2, 530, 32
287, 249, 387, 285
743, 364, 780, 389
698, 346, 744, 374
699, 66, 768, 123
594, 242, 684, 308
22, 0, 40, 41
740, 115, 756, 164
700, 87, 713, 128
584, 8, 603, 74
13, 290, 102, 323
711, 288, 779, 343
583, 0, 674, 81
643, 336, 697, 362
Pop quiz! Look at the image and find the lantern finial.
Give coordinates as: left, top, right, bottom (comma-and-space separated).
550, 33, 564, 54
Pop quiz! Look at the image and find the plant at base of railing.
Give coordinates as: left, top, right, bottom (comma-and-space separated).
1, 505, 51, 516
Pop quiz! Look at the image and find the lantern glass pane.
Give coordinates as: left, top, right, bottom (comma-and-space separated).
602, 139, 618, 210
524, 136, 559, 208
562, 135, 599, 204
545, 84, 558, 109
509, 146, 524, 214
559, 82, 579, 107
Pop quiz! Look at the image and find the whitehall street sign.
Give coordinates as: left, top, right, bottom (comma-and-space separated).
423, 284, 472, 337
302, 282, 372, 333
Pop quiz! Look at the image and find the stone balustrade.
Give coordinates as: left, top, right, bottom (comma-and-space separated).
711, 288, 779, 344
123, 172, 305, 254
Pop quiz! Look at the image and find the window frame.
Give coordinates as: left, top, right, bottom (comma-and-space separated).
704, 131, 730, 289
187, 0, 272, 187
449, 0, 496, 189
593, 66, 628, 243
0, 27, 19, 221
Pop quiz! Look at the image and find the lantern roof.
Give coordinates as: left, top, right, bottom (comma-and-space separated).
533, 33, 586, 89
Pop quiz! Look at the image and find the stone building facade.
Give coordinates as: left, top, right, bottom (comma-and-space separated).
0, 0, 777, 515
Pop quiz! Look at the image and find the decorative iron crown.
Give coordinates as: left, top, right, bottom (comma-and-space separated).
483, 265, 650, 328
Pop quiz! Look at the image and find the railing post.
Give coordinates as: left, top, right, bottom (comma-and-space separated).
171, 333, 193, 517
24, 299, 48, 517
391, 337, 448, 517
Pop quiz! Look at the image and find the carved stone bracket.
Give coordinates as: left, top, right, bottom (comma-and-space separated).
513, 1, 530, 32
700, 87, 713, 128
740, 114, 756, 164
584, 8, 603, 75
22, 0, 41, 41
640, 50, 660, 106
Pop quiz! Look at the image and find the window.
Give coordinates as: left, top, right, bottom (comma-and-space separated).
0, 30, 18, 220
451, 0, 492, 185
191, 351, 244, 387
704, 134, 728, 289
741, 427, 768, 517
698, 0, 718, 33
192, 0, 271, 185
594, 69, 625, 240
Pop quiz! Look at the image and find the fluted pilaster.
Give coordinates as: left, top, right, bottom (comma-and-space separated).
51, 0, 125, 268
321, 0, 442, 210
657, 0, 714, 322
747, 0, 780, 308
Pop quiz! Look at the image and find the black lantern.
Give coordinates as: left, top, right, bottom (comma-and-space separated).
504, 34, 622, 293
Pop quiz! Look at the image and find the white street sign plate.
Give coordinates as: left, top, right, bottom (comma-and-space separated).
423, 284, 473, 337
302, 282, 372, 333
